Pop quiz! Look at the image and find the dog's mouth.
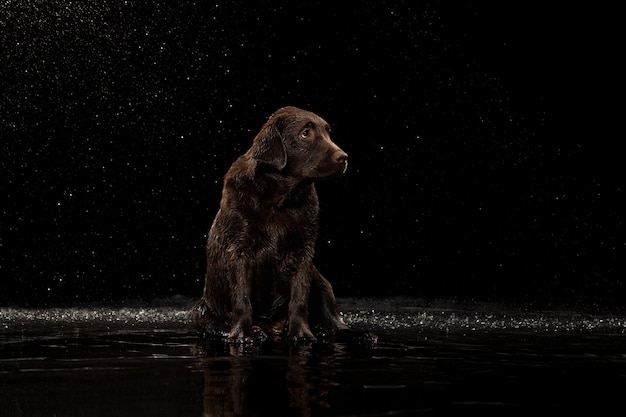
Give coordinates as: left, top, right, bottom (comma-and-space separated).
327, 160, 348, 178
306, 160, 348, 180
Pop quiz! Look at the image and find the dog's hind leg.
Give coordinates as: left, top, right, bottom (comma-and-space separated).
309, 267, 350, 333
190, 297, 230, 337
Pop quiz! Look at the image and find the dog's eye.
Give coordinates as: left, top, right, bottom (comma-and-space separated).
300, 128, 311, 139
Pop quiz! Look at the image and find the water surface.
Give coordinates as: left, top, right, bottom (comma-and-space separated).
2, 299, 625, 416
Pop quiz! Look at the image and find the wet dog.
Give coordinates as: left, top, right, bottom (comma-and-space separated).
191, 106, 352, 344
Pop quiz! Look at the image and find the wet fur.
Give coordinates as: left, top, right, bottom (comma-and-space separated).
191, 107, 350, 343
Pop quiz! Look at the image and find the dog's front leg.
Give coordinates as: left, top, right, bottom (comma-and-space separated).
228, 258, 254, 342
287, 263, 317, 343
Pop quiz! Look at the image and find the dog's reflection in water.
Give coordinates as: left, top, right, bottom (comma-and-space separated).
191, 338, 350, 417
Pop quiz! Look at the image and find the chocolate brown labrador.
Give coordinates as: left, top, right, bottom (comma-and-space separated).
191, 106, 352, 344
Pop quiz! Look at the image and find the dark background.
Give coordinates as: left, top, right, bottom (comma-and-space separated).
1, 1, 622, 308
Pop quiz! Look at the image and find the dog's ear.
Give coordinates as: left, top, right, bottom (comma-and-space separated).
250, 114, 287, 170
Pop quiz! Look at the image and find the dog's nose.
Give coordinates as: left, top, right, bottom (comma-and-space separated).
334, 151, 348, 164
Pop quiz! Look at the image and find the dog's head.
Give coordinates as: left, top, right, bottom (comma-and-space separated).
250, 106, 348, 179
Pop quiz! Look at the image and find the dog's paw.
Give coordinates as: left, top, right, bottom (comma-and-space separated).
226, 325, 268, 345
287, 322, 317, 344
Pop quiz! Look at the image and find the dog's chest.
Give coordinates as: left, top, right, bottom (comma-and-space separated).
248, 195, 317, 255
259, 204, 310, 240
222, 179, 319, 254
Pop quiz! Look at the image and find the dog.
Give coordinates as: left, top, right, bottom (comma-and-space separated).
191, 106, 352, 344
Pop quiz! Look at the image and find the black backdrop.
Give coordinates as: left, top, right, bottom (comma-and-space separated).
1, 1, 622, 307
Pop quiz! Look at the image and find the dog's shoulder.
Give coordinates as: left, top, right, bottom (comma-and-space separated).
224, 155, 261, 187
220, 154, 275, 208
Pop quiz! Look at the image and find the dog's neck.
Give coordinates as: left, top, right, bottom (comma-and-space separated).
269, 170, 313, 191
257, 170, 314, 209
227, 157, 316, 210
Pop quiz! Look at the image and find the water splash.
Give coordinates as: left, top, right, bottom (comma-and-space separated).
2, 299, 625, 336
